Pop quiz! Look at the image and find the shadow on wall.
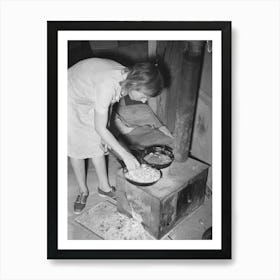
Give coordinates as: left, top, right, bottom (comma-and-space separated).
68, 41, 171, 88
68, 40, 147, 68
68, 41, 93, 68
68, 41, 172, 106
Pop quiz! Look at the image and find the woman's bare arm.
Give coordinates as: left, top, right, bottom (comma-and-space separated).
94, 110, 127, 155
94, 109, 139, 170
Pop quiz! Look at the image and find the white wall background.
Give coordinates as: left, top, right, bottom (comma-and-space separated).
0, 0, 279, 280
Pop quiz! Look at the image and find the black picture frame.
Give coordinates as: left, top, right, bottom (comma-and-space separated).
47, 21, 231, 259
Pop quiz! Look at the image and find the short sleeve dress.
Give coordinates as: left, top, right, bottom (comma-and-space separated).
68, 58, 126, 159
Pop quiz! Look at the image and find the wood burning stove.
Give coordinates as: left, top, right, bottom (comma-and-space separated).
116, 158, 209, 239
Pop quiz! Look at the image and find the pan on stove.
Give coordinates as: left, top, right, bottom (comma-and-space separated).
109, 150, 162, 187
131, 144, 174, 170
123, 164, 162, 187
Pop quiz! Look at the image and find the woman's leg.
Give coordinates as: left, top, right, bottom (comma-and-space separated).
69, 157, 89, 194
91, 155, 112, 192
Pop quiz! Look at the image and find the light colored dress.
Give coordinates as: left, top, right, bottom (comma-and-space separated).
68, 58, 126, 159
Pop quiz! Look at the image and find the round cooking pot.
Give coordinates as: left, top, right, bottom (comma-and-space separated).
124, 165, 162, 187
109, 149, 162, 186
130, 145, 174, 170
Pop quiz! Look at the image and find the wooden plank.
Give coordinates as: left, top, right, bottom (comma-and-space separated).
173, 42, 205, 161
156, 41, 206, 161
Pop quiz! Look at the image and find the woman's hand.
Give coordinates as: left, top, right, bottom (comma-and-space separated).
122, 152, 140, 171
158, 125, 174, 138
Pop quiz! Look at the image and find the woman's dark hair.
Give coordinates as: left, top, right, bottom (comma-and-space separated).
120, 62, 164, 97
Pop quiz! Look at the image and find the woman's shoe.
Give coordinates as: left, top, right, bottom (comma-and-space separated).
97, 186, 116, 200
74, 192, 89, 214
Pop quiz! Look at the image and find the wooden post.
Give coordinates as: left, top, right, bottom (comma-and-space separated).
173, 41, 205, 161
157, 41, 205, 162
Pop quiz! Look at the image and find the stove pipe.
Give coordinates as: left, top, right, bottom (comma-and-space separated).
173, 41, 206, 162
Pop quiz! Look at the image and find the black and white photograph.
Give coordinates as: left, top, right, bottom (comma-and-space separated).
68, 40, 212, 240
3, 0, 280, 278
47, 21, 231, 259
